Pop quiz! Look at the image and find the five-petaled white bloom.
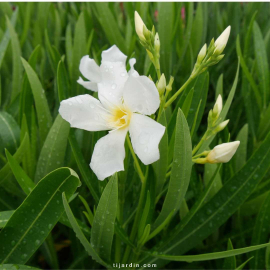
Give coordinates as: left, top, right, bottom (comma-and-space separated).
206, 141, 240, 164
59, 45, 165, 180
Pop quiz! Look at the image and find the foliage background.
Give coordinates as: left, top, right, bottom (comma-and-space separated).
0, 2, 270, 269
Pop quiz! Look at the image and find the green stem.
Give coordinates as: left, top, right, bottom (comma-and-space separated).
122, 176, 148, 264
192, 131, 208, 156
164, 75, 195, 109
127, 136, 145, 183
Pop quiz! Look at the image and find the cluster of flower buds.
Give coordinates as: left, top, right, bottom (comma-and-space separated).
193, 141, 240, 164
192, 94, 240, 165
156, 74, 175, 96
191, 26, 231, 78
207, 94, 230, 134
135, 11, 160, 72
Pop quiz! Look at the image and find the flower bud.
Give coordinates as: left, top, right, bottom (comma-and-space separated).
166, 76, 174, 92
206, 141, 240, 164
146, 49, 154, 61
197, 44, 207, 64
214, 26, 231, 55
157, 73, 166, 95
212, 94, 222, 118
154, 33, 160, 53
214, 119, 229, 133
143, 25, 151, 41
135, 11, 147, 41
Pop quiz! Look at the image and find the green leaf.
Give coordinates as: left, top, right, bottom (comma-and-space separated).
253, 21, 270, 107
138, 192, 151, 240
45, 29, 61, 74
251, 191, 270, 269
62, 193, 109, 268
149, 242, 270, 262
0, 111, 20, 154
65, 24, 73, 76
35, 114, 70, 182
0, 211, 13, 228
91, 174, 118, 261
236, 35, 262, 109
5, 149, 35, 195
0, 167, 80, 264
6, 15, 22, 102
153, 111, 168, 197
0, 8, 18, 68
182, 88, 194, 118
19, 45, 41, 128
236, 256, 254, 270
21, 57, 52, 144
57, 59, 70, 101
186, 72, 209, 135
154, 109, 192, 229
71, 12, 86, 95
95, 3, 127, 54
0, 134, 29, 187
234, 124, 248, 171
157, 2, 174, 77
223, 239, 236, 269
258, 104, 270, 140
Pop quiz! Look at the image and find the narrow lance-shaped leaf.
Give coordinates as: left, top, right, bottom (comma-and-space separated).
0, 168, 80, 264
223, 239, 236, 269
62, 193, 110, 268
91, 174, 118, 261
149, 242, 270, 262
0, 8, 18, 68
251, 191, 270, 269
154, 109, 192, 229
158, 2, 174, 77
153, 111, 168, 197
253, 21, 270, 107
0, 133, 29, 187
35, 114, 70, 182
0, 112, 20, 154
5, 149, 35, 195
21, 57, 52, 144
6, 15, 22, 102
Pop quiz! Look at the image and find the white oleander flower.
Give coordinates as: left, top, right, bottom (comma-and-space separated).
206, 141, 240, 164
59, 45, 165, 180
214, 26, 231, 55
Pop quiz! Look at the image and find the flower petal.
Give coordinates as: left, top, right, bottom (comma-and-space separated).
77, 77, 98, 92
79, 56, 101, 82
59, 94, 110, 131
129, 113, 165, 165
98, 62, 128, 108
123, 75, 160, 115
90, 128, 127, 180
101, 45, 127, 63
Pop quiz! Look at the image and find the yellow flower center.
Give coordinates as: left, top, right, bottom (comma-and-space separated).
109, 105, 131, 130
